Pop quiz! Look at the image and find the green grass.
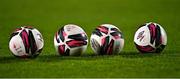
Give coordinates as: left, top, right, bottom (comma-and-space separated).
0, 0, 180, 77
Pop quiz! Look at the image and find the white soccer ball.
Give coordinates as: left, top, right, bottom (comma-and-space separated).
9, 26, 44, 58
134, 22, 167, 53
90, 24, 124, 55
54, 24, 88, 56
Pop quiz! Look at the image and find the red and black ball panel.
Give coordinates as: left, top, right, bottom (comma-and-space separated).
66, 33, 87, 48
99, 36, 115, 55
110, 28, 123, 39
56, 27, 87, 56
147, 23, 162, 47
57, 45, 70, 56
92, 26, 109, 37
135, 43, 155, 53
19, 29, 38, 57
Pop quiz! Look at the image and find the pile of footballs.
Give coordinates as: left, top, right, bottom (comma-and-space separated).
9, 22, 167, 58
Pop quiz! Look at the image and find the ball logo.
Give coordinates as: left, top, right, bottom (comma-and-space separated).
13, 44, 16, 49
137, 31, 145, 42
91, 38, 100, 51
67, 26, 76, 31
13, 44, 23, 54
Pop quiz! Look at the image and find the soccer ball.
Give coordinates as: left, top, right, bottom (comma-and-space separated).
134, 22, 167, 53
9, 26, 44, 58
90, 24, 124, 55
54, 24, 88, 56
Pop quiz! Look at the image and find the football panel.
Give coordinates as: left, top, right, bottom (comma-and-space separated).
58, 27, 66, 42
148, 23, 157, 45
28, 30, 38, 55
99, 36, 110, 55
66, 40, 87, 48
154, 24, 161, 47
92, 29, 103, 37
135, 43, 155, 53
90, 34, 101, 54
114, 38, 124, 53
134, 25, 150, 46
68, 33, 87, 41
20, 29, 30, 54
58, 45, 65, 55
9, 35, 28, 56
97, 26, 109, 34
113, 40, 121, 54
90, 39, 100, 54
64, 24, 86, 35
31, 29, 44, 51
159, 25, 167, 45
106, 39, 114, 55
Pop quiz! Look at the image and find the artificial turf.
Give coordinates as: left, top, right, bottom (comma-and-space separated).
0, 0, 180, 77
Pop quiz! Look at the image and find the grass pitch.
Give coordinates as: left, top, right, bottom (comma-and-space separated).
0, 0, 180, 78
